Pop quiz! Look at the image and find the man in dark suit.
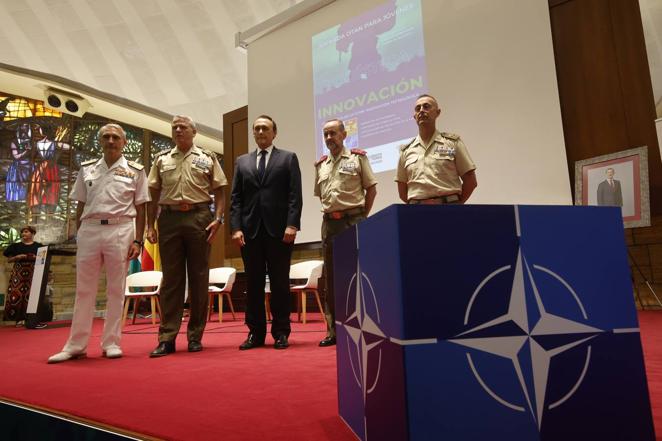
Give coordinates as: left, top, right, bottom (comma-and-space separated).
597, 167, 623, 207
230, 115, 303, 350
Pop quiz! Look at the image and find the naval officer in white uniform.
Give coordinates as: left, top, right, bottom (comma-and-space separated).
48, 123, 150, 363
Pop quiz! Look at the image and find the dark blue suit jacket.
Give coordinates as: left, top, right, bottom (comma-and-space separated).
230, 147, 303, 239
597, 179, 623, 207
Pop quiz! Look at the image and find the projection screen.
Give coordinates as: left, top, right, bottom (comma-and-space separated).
246, 0, 571, 243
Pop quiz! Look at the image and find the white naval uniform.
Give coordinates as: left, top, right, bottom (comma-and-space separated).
62, 156, 150, 354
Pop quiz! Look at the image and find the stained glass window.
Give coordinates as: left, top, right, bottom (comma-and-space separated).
72, 119, 143, 167
150, 133, 173, 166
0, 227, 20, 249
123, 126, 144, 164
72, 121, 103, 167
27, 120, 74, 238
0, 95, 63, 120
0, 93, 171, 247
34, 102, 63, 118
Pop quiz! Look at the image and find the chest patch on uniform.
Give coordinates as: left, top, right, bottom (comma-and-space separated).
192, 156, 211, 171
113, 167, 135, 179
435, 145, 456, 157
340, 161, 357, 173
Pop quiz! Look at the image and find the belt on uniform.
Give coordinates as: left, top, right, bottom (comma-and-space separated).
82, 216, 133, 225
324, 207, 365, 220
160, 202, 209, 212
408, 194, 461, 205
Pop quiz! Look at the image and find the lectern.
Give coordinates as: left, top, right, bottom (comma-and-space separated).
334, 204, 654, 441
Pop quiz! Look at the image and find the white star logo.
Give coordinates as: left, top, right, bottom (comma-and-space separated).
341, 249, 386, 404
450, 248, 604, 430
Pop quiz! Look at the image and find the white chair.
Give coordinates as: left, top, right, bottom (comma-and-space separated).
208, 267, 237, 322
122, 271, 163, 326
289, 260, 326, 325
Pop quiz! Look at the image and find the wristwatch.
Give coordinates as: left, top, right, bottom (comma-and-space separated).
133, 240, 144, 247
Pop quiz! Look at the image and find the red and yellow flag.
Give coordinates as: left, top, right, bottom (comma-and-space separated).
141, 226, 161, 271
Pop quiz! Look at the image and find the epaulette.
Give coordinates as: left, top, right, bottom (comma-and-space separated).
400, 138, 416, 152
350, 148, 367, 156
315, 155, 328, 166
200, 149, 216, 158
127, 160, 144, 171
441, 131, 460, 141
81, 158, 98, 166
152, 147, 172, 165
154, 149, 172, 159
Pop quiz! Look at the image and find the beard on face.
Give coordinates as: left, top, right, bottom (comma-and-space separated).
326, 139, 340, 149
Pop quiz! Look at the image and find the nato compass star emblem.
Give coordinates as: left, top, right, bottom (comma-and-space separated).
339, 249, 440, 409
339, 242, 387, 405
449, 247, 604, 430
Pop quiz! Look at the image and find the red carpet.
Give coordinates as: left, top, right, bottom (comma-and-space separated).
0, 313, 356, 441
639, 311, 662, 440
2, 311, 662, 440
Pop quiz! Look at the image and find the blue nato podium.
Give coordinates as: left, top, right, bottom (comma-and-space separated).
332, 204, 655, 441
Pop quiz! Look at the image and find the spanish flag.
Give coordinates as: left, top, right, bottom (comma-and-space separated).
141, 239, 161, 271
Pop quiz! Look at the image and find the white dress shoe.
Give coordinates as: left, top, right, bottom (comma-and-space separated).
102, 347, 123, 359
47, 351, 86, 364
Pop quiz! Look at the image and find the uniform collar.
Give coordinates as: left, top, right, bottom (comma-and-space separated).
171, 144, 201, 157
328, 147, 349, 163
414, 130, 442, 149
98, 155, 127, 171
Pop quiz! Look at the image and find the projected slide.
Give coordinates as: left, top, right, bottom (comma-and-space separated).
312, 0, 427, 173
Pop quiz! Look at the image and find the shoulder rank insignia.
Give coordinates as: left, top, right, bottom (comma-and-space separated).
81, 158, 98, 166
400, 138, 417, 152
350, 148, 367, 156
154, 148, 172, 158
441, 131, 460, 141
127, 160, 144, 170
315, 155, 328, 166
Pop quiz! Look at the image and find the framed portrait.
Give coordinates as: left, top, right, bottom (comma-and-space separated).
574, 146, 650, 228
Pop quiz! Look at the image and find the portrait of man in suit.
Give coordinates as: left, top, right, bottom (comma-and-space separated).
577, 147, 650, 228
597, 167, 623, 207
230, 115, 303, 350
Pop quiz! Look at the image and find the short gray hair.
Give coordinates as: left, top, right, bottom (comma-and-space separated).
324, 119, 345, 132
173, 115, 197, 131
97, 123, 126, 141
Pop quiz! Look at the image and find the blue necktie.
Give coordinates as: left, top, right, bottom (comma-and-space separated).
258, 150, 267, 182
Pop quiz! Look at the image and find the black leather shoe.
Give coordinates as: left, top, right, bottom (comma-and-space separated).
319, 336, 336, 347
239, 333, 265, 350
274, 334, 289, 349
149, 341, 175, 358
188, 341, 203, 352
